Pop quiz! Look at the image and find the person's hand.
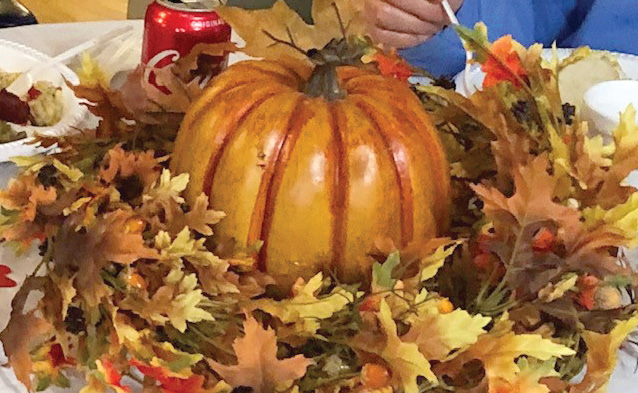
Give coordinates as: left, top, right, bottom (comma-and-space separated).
365, 0, 464, 48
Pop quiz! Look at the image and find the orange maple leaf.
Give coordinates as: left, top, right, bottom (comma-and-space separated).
481, 35, 528, 88
100, 145, 164, 189
0, 174, 56, 222
372, 51, 413, 82
208, 314, 311, 393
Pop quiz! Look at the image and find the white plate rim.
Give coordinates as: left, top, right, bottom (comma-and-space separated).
0, 38, 86, 161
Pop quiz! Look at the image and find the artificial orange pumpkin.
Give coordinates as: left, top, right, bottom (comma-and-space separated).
171, 56, 450, 287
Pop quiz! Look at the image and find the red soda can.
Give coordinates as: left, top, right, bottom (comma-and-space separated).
142, 0, 231, 83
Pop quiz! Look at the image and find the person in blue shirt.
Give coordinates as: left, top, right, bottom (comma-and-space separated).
365, 0, 638, 76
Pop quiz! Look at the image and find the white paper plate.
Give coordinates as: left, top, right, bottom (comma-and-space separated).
454, 48, 638, 96
0, 39, 86, 162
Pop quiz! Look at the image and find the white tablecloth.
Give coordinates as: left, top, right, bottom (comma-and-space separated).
0, 20, 637, 393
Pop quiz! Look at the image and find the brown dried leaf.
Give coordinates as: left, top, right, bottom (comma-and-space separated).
117, 65, 166, 124
216, 0, 366, 60
173, 41, 239, 81
67, 81, 131, 137
472, 155, 581, 231
53, 209, 160, 306
207, 314, 310, 393
0, 277, 53, 391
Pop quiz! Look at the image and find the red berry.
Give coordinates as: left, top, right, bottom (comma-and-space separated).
473, 253, 492, 271
532, 228, 555, 252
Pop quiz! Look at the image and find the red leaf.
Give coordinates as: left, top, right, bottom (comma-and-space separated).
49, 343, 75, 368
0, 264, 17, 288
102, 358, 132, 393
130, 359, 206, 393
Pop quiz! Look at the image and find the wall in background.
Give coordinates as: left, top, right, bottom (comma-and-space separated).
226, 0, 312, 21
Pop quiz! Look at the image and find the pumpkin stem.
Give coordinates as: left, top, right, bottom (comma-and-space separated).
304, 63, 345, 101
302, 37, 371, 101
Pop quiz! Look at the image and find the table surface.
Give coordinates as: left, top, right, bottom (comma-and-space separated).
19, 0, 128, 23
0, 21, 637, 393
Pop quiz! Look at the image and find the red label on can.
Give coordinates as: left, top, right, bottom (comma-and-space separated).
142, 0, 231, 88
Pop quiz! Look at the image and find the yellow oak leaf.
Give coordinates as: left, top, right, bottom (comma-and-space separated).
155, 228, 237, 296
144, 169, 189, 205
610, 105, 638, 166
537, 273, 578, 303
377, 300, 437, 393
207, 314, 311, 393
403, 307, 491, 361
596, 105, 638, 205
570, 314, 638, 393
437, 315, 575, 388
253, 272, 356, 335
418, 240, 463, 282
120, 269, 214, 333
490, 358, 559, 393
167, 193, 226, 236
583, 135, 614, 168
165, 270, 215, 332
582, 192, 638, 247
216, 0, 366, 61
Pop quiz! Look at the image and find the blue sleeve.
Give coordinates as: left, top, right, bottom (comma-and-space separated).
400, 0, 577, 77
560, 0, 638, 56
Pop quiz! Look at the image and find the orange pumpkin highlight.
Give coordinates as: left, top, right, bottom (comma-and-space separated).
171, 58, 450, 287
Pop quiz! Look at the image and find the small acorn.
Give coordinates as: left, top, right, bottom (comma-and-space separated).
594, 286, 624, 310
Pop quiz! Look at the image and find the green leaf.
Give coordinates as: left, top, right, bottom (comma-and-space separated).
373, 251, 400, 289
35, 374, 52, 392
55, 372, 71, 388
166, 351, 204, 372
605, 274, 634, 289
453, 23, 490, 63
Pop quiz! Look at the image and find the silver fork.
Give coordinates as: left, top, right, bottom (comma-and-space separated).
440, 0, 473, 93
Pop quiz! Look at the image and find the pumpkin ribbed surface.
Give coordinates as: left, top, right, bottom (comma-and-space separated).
171, 59, 451, 286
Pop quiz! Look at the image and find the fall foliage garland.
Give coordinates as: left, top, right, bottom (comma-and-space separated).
0, 2, 637, 393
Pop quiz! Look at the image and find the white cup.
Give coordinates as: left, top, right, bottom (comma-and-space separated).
582, 80, 638, 269
582, 80, 638, 136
